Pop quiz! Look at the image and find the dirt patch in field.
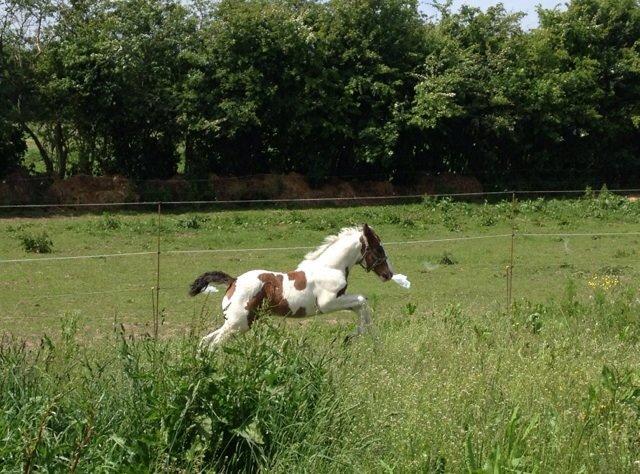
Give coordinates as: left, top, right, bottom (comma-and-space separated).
394, 174, 438, 196
1, 171, 483, 206
394, 173, 482, 196
0, 170, 47, 205
138, 176, 193, 202
210, 174, 286, 201
319, 178, 357, 200
47, 174, 138, 204
279, 173, 312, 198
436, 173, 483, 194
351, 180, 395, 196
207, 172, 481, 202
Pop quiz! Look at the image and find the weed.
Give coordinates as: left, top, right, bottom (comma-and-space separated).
403, 302, 417, 316
438, 252, 457, 265
19, 231, 53, 253
0, 322, 355, 472
100, 213, 122, 230
442, 212, 461, 232
588, 274, 621, 292
613, 248, 635, 258
526, 312, 543, 334
597, 265, 627, 277
442, 303, 467, 331
176, 215, 208, 230
387, 214, 416, 227
5, 223, 33, 234
478, 203, 498, 226
466, 407, 540, 473
561, 278, 579, 317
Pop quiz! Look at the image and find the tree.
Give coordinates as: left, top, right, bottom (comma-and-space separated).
183, 0, 329, 177
0, 42, 26, 176
528, 0, 640, 185
183, 0, 426, 181
411, 3, 525, 183
0, 0, 55, 176
317, 0, 426, 179
43, 0, 196, 179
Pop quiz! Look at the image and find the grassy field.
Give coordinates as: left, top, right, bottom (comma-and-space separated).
1, 192, 640, 471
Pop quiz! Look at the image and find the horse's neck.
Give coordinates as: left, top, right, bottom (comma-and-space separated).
302, 234, 361, 272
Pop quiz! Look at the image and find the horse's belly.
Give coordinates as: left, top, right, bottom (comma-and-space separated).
283, 287, 316, 317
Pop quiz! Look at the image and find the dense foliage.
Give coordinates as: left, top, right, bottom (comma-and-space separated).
1, 0, 639, 187
0, 321, 350, 471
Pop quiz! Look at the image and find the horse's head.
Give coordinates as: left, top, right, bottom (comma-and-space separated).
359, 224, 393, 282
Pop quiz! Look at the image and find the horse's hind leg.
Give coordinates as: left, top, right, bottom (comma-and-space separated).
212, 319, 248, 345
200, 305, 250, 351
200, 326, 224, 349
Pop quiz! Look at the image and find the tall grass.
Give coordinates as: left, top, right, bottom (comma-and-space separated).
327, 282, 640, 472
0, 320, 359, 472
3, 284, 640, 472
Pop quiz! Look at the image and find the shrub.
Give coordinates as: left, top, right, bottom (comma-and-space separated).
100, 213, 122, 230
19, 231, 53, 253
176, 215, 208, 230
439, 252, 457, 265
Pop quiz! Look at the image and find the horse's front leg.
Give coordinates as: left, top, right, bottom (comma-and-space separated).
317, 293, 372, 336
355, 303, 372, 335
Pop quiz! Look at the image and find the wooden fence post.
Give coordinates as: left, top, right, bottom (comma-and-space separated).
508, 192, 516, 312
154, 201, 162, 340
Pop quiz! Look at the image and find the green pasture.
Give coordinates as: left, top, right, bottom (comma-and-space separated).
1, 194, 640, 338
1, 193, 640, 471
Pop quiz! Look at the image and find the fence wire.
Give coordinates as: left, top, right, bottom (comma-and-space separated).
9, 259, 637, 306
0, 251, 156, 264
3, 231, 640, 265
2, 186, 640, 210
2, 232, 638, 301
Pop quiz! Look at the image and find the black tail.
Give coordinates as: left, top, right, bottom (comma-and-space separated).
189, 271, 236, 296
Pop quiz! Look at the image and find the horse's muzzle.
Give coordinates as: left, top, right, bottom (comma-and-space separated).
379, 271, 393, 282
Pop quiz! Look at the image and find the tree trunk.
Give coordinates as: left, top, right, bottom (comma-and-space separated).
54, 120, 68, 179
77, 136, 91, 175
21, 122, 54, 176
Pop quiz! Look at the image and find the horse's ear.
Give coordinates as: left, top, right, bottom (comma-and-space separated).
362, 223, 376, 245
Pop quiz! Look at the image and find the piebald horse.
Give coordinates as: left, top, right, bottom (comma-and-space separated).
189, 224, 393, 349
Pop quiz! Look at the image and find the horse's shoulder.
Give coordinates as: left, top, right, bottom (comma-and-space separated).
302, 267, 344, 292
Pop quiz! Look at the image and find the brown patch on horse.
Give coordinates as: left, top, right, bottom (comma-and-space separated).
225, 279, 236, 299
287, 271, 307, 290
246, 272, 309, 326
257, 273, 291, 315
245, 286, 266, 327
